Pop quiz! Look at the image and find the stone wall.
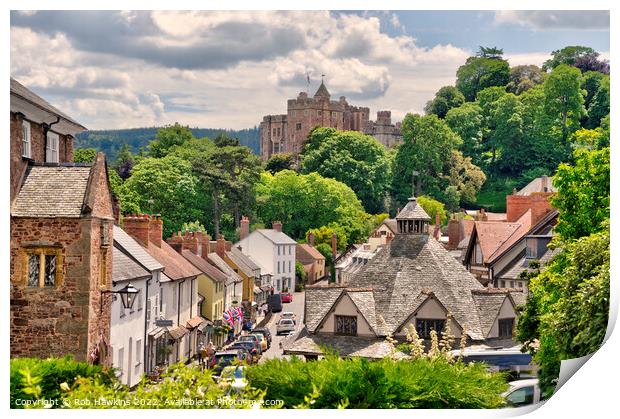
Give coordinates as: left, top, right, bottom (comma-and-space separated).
11, 218, 92, 361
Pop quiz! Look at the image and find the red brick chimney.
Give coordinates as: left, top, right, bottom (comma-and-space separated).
447, 215, 461, 250
200, 233, 212, 259
331, 233, 337, 257
167, 232, 183, 253
149, 214, 163, 247
183, 231, 199, 254
433, 211, 441, 240
530, 193, 553, 226
123, 214, 150, 247
112, 195, 121, 226
272, 221, 282, 232
216, 235, 227, 258
240, 216, 250, 240
308, 232, 315, 246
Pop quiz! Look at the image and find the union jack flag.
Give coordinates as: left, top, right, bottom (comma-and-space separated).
236, 307, 243, 319
222, 309, 234, 326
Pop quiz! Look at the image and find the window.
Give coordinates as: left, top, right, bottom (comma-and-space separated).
277, 246, 280, 256
335, 315, 357, 336
498, 318, 514, 338
276, 279, 281, 291
317, 110, 322, 116
474, 243, 483, 265
46, 132, 59, 163
291, 110, 296, 117
146, 299, 151, 324
288, 260, 291, 273
159, 288, 163, 312
272, 128, 277, 136
277, 261, 280, 274
116, 347, 124, 375
135, 339, 142, 366
505, 386, 535, 407
304, 110, 308, 116
22, 120, 31, 158
415, 319, 445, 339
289, 246, 292, 255
26, 250, 60, 287
296, 123, 301, 130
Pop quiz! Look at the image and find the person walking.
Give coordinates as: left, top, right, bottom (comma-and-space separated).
197, 342, 205, 369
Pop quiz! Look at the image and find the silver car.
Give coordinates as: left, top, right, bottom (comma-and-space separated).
276, 318, 295, 335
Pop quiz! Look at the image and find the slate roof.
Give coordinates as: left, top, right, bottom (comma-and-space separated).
283, 328, 409, 359
396, 197, 431, 221
12, 165, 92, 218
382, 219, 398, 234
517, 176, 556, 195
347, 234, 486, 340
495, 247, 562, 281
112, 245, 151, 283
314, 81, 331, 98
113, 225, 163, 272
144, 241, 201, 281
207, 253, 244, 285
11, 78, 86, 130
304, 286, 348, 333
471, 290, 512, 338
181, 250, 228, 283
255, 229, 297, 244
347, 289, 378, 334
227, 246, 261, 276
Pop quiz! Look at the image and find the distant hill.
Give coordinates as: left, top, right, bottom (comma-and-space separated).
75, 126, 260, 161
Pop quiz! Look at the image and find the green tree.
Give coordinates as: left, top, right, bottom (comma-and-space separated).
119, 155, 204, 237
492, 93, 525, 174
256, 170, 371, 247
543, 64, 585, 144
114, 143, 135, 180
416, 196, 447, 226
580, 71, 605, 110
265, 153, 296, 174
551, 147, 610, 241
148, 123, 194, 158
72, 148, 97, 163
445, 103, 484, 164
477, 46, 504, 59
447, 150, 486, 205
456, 56, 510, 101
305, 225, 349, 251
424, 86, 465, 119
392, 114, 462, 205
542, 46, 598, 72
476, 86, 508, 167
301, 128, 392, 213
586, 75, 609, 129
506, 65, 544, 95
213, 132, 240, 147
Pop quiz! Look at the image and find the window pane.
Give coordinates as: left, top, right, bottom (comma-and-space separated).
28, 255, 40, 287
44, 255, 56, 286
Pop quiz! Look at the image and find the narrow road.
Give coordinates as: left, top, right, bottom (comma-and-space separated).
260, 291, 305, 361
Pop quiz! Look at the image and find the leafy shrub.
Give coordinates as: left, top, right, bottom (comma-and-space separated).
246, 354, 508, 408
10, 356, 113, 409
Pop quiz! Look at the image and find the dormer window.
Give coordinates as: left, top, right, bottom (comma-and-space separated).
22, 120, 31, 158
46, 132, 59, 163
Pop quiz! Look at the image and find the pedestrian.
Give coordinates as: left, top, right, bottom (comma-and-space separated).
197, 342, 205, 368
205, 340, 215, 368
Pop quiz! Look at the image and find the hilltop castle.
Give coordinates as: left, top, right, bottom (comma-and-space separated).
259, 82, 402, 160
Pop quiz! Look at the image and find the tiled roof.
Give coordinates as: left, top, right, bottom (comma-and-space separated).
145, 241, 201, 281
11, 78, 86, 130
12, 165, 92, 217
487, 210, 532, 263
181, 250, 228, 283
383, 219, 398, 234
207, 253, 244, 285
473, 210, 532, 265
347, 290, 378, 334
112, 245, 150, 283
348, 234, 486, 340
396, 197, 431, 221
113, 226, 163, 272
495, 247, 562, 281
314, 81, 331, 98
485, 212, 507, 221
509, 291, 527, 307
471, 290, 511, 338
297, 243, 325, 261
283, 328, 409, 359
255, 229, 297, 244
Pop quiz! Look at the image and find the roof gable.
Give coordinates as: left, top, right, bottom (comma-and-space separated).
113, 225, 163, 272
305, 286, 346, 333
112, 245, 150, 283
297, 243, 325, 261
181, 250, 228, 283
145, 240, 201, 281
471, 290, 516, 337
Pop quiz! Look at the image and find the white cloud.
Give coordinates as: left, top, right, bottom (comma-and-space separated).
11, 11, 472, 130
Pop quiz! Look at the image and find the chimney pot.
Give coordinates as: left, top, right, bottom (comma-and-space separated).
240, 215, 250, 240
272, 221, 282, 232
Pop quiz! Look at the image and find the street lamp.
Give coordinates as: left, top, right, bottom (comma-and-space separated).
101, 283, 140, 313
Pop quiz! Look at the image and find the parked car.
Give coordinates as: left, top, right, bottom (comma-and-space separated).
268, 293, 282, 313
212, 350, 247, 377
228, 343, 258, 363
276, 318, 296, 335
502, 379, 542, 407
250, 333, 268, 351
281, 292, 293, 303
237, 335, 263, 355
218, 366, 248, 391
279, 311, 296, 324
252, 327, 272, 348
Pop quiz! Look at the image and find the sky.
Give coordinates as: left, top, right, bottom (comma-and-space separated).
10, 10, 610, 130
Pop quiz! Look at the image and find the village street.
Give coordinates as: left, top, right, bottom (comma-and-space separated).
260, 291, 305, 361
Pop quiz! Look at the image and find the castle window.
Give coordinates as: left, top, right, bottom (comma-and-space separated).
304, 110, 308, 116
317, 110, 322, 116
22, 120, 31, 158
296, 123, 301, 131
272, 128, 277, 136
26, 249, 60, 287
46, 132, 59, 163
335, 315, 357, 336
291, 110, 296, 117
